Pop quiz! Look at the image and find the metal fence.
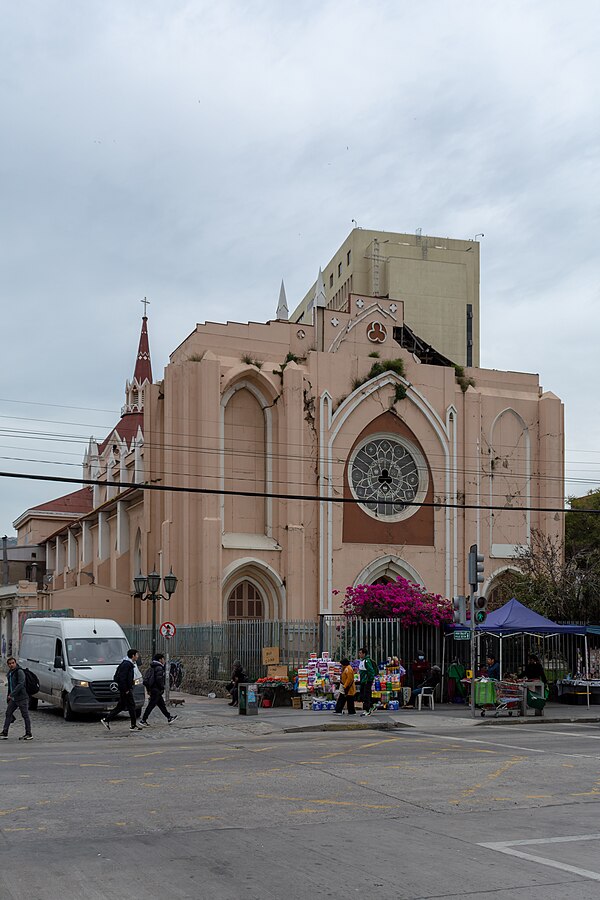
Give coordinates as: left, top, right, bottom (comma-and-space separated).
123, 617, 600, 687
123, 620, 319, 681
123, 617, 444, 681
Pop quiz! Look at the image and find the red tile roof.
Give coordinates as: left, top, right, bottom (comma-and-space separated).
30, 487, 94, 515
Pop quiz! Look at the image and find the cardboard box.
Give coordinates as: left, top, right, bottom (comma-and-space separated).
262, 646, 280, 666
292, 697, 302, 709
267, 664, 288, 679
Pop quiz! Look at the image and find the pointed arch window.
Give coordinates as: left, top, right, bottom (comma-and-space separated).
227, 581, 264, 620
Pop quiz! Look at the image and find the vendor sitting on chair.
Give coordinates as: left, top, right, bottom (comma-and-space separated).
405, 665, 442, 708
486, 655, 500, 680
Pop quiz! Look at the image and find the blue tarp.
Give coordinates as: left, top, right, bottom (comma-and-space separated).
478, 598, 587, 635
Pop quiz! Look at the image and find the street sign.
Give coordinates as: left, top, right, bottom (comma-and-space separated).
159, 621, 176, 638
453, 629, 471, 641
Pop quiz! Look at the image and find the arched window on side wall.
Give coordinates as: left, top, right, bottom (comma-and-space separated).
227, 581, 265, 620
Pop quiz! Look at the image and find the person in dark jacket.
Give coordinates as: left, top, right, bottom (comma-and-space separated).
405, 665, 442, 708
520, 653, 547, 684
101, 648, 143, 731
411, 651, 430, 688
228, 660, 247, 706
486, 655, 501, 680
140, 654, 177, 725
0, 657, 32, 740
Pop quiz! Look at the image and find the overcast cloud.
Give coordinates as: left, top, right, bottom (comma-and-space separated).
1, 0, 599, 536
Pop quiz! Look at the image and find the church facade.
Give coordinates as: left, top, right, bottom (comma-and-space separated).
20, 287, 563, 630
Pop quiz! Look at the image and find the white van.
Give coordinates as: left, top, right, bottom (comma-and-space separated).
19, 617, 146, 720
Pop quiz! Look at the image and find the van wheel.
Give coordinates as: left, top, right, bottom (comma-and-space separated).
28, 697, 39, 711
62, 696, 75, 721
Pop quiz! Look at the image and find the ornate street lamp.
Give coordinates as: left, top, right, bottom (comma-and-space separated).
133, 566, 178, 656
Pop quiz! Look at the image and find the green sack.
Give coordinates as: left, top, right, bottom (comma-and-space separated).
527, 689, 546, 710
474, 680, 496, 705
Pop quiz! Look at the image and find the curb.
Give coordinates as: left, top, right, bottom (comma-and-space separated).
282, 719, 411, 734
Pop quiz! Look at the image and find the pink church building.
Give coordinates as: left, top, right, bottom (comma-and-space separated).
15, 288, 563, 629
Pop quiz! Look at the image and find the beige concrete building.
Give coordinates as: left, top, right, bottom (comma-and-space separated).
14, 285, 563, 632
293, 228, 481, 367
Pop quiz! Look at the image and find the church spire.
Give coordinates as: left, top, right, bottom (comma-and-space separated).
133, 300, 153, 385
276, 279, 289, 320
122, 305, 153, 416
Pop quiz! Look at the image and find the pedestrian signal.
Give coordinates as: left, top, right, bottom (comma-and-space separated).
474, 595, 488, 624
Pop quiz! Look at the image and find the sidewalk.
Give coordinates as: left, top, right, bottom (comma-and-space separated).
169, 693, 600, 735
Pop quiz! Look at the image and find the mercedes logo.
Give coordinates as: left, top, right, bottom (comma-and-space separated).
109, 682, 119, 693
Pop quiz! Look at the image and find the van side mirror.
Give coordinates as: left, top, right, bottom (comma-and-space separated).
54, 656, 65, 670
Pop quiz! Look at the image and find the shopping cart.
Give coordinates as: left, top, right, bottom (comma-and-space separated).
474, 679, 525, 717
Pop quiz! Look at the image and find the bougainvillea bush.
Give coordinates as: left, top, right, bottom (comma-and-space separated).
335, 577, 452, 627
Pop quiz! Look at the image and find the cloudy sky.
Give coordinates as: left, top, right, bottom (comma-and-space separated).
1, 0, 599, 537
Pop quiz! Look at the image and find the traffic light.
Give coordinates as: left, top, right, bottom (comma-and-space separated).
452, 595, 467, 625
474, 595, 488, 624
468, 543, 485, 592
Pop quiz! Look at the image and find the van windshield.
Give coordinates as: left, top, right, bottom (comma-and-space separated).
65, 638, 129, 666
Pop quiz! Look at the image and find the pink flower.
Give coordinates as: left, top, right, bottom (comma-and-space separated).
334, 576, 452, 626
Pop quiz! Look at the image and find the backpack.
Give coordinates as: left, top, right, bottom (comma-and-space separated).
143, 667, 155, 691
113, 660, 130, 689
24, 668, 40, 697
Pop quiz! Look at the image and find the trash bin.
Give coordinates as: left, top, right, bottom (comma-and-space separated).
238, 683, 258, 716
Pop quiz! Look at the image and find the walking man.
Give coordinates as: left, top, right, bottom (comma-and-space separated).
101, 648, 143, 732
358, 647, 378, 716
140, 653, 177, 726
1, 657, 33, 741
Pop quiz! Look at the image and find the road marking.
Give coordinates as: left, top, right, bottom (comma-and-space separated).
479, 834, 600, 883
0, 806, 28, 816
256, 793, 396, 810
133, 751, 164, 758
416, 732, 545, 754
450, 757, 525, 804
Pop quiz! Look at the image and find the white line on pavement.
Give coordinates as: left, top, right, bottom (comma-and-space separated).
479, 834, 600, 883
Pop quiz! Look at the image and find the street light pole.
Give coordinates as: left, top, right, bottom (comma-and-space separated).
133, 568, 178, 660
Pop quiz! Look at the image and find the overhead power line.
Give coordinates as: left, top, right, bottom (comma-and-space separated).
1, 469, 599, 515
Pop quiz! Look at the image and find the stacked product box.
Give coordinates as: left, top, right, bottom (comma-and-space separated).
297, 653, 342, 709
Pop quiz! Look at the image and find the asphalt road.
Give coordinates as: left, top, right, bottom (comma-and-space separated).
2, 714, 600, 899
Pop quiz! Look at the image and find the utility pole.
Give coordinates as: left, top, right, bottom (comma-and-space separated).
468, 544, 485, 718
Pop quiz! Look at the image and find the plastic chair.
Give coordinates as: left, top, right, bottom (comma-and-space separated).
417, 686, 435, 711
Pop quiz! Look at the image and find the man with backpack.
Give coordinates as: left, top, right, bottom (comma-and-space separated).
1, 657, 33, 740
100, 648, 143, 731
139, 653, 177, 726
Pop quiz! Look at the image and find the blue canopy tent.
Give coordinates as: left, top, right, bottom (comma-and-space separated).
476, 598, 590, 705
443, 598, 590, 705
480, 598, 586, 635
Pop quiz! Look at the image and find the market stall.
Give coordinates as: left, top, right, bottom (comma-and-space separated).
446, 598, 591, 708
296, 652, 406, 710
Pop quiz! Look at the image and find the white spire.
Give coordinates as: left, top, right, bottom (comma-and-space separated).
276, 279, 289, 320
315, 267, 326, 308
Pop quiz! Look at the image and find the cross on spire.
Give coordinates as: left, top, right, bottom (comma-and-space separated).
141, 296, 150, 317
